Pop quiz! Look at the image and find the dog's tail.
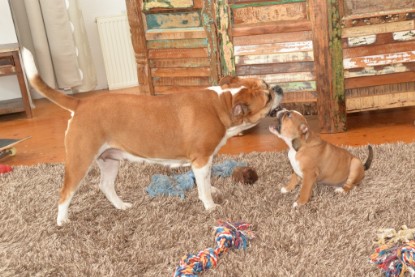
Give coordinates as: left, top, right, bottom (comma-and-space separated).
364, 145, 373, 171
21, 48, 79, 112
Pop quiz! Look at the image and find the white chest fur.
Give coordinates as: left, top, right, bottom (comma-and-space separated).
288, 148, 303, 178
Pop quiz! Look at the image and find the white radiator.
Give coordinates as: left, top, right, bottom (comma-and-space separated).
96, 15, 138, 90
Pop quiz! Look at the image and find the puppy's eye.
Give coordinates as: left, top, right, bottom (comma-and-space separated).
286, 112, 291, 118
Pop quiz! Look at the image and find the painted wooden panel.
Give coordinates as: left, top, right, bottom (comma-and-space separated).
153, 76, 210, 86
236, 61, 314, 75
232, 2, 307, 25
146, 28, 206, 40
342, 21, 415, 38
344, 63, 415, 78
393, 30, 415, 41
346, 82, 415, 98
343, 0, 415, 17
347, 35, 377, 47
235, 41, 313, 55
343, 40, 415, 58
151, 67, 210, 77
147, 38, 207, 49
149, 57, 210, 68
343, 51, 415, 69
277, 81, 317, 93
282, 91, 317, 103
346, 91, 415, 113
146, 12, 201, 30
345, 71, 415, 89
233, 20, 312, 37
143, 0, 194, 11
235, 51, 314, 65
342, 12, 415, 28
217, 0, 235, 76
202, 0, 221, 83
233, 31, 312, 46
230, 0, 305, 6
242, 71, 314, 84
149, 48, 208, 59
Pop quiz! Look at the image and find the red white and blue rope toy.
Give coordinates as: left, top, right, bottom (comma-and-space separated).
370, 225, 415, 277
173, 220, 255, 277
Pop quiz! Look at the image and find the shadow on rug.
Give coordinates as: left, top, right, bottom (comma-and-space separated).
1, 143, 414, 276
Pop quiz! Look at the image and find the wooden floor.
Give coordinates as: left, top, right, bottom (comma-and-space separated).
1, 87, 415, 166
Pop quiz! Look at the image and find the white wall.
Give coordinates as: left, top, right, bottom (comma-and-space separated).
0, 0, 20, 100
0, 0, 127, 101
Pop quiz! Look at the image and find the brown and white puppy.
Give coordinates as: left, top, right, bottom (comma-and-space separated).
269, 109, 373, 207
22, 48, 283, 226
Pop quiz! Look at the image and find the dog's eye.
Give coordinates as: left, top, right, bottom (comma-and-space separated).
286, 112, 291, 118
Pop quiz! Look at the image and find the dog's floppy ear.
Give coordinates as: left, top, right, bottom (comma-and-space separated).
300, 123, 309, 140
232, 103, 249, 118
219, 76, 240, 86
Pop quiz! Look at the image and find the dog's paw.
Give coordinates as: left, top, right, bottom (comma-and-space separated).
57, 217, 70, 226
116, 202, 132, 210
292, 202, 298, 208
335, 187, 345, 194
281, 187, 289, 194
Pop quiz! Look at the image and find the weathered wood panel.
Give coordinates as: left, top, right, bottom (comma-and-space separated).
143, 0, 194, 11
235, 41, 313, 55
346, 82, 415, 98
153, 76, 210, 86
148, 48, 208, 59
342, 21, 415, 38
147, 38, 207, 49
233, 20, 312, 37
146, 12, 202, 29
346, 91, 415, 113
202, 0, 221, 83
146, 28, 206, 40
344, 63, 415, 78
343, 40, 415, 58
232, 2, 307, 25
343, 51, 415, 69
282, 91, 317, 103
278, 81, 316, 93
343, 0, 415, 17
342, 12, 415, 28
393, 30, 415, 41
236, 61, 314, 75
233, 31, 312, 46
217, 0, 235, 76
345, 71, 415, 89
243, 71, 315, 84
151, 67, 210, 77
235, 51, 314, 65
149, 57, 210, 67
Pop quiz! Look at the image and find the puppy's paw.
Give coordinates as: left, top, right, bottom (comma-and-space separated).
292, 202, 299, 209
281, 187, 289, 194
335, 187, 345, 194
206, 203, 220, 212
57, 217, 70, 227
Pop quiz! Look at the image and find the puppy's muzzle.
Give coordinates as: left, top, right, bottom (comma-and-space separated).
268, 85, 284, 117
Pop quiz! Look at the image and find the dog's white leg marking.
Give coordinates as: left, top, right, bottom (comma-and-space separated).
97, 158, 132, 210
192, 157, 218, 210
57, 192, 74, 226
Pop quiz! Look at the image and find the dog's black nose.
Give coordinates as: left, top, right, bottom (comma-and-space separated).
272, 85, 283, 96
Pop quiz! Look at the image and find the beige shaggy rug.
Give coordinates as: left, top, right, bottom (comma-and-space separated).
1, 143, 414, 276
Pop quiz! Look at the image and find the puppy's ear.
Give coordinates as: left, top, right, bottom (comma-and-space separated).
292, 138, 302, 151
300, 123, 309, 140
219, 76, 239, 86
232, 103, 249, 118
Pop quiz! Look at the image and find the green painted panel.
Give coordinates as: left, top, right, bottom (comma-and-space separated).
146, 12, 201, 30
147, 38, 208, 49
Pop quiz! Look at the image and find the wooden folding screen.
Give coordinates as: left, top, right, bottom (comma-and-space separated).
125, 0, 415, 133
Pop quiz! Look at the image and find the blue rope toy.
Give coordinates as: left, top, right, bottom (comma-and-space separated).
146, 159, 247, 198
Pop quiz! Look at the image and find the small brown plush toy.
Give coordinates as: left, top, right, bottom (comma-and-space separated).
232, 166, 258, 185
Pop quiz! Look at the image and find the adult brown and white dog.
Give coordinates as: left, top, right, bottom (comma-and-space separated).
269, 109, 373, 207
22, 48, 283, 226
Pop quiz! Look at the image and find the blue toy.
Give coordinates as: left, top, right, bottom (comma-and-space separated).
146, 159, 247, 198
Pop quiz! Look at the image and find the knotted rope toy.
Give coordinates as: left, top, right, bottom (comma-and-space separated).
370, 225, 415, 277
173, 220, 255, 277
